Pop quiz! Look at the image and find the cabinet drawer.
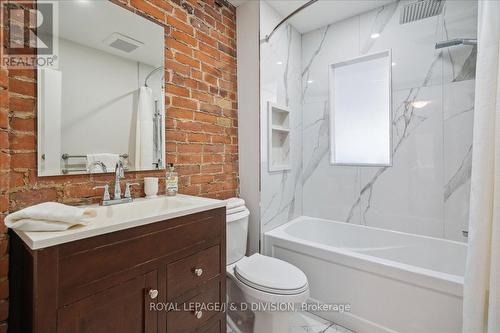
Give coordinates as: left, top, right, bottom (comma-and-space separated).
167, 245, 221, 300
59, 212, 222, 305
167, 280, 222, 333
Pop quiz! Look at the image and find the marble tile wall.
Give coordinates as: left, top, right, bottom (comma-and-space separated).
300, 0, 477, 241
260, 2, 303, 236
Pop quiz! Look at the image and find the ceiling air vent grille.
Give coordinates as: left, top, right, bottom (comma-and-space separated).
103, 32, 144, 53
399, 0, 444, 24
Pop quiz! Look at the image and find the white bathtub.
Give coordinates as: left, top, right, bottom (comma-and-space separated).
264, 216, 467, 333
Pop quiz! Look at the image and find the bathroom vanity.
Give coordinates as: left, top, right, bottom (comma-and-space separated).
9, 195, 226, 333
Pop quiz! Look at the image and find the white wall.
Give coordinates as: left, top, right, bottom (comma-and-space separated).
58, 38, 162, 171
259, 2, 303, 240
257, 0, 477, 242
237, 1, 261, 254
300, 0, 477, 242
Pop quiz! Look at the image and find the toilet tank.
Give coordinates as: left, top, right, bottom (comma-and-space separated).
226, 207, 250, 265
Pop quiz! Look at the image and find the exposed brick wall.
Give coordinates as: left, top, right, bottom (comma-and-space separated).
0, 0, 238, 329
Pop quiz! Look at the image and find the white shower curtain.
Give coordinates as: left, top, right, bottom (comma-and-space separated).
135, 86, 154, 170
463, 1, 500, 332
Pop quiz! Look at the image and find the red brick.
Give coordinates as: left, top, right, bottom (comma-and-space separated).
177, 154, 202, 163
190, 174, 214, 184
130, 0, 165, 22
64, 183, 99, 198
9, 97, 35, 112
176, 121, 202, 132
187, 133, 208, 142
0, 110, 7, 129
167, 16, 194, 35
168, 108, 194, 120
0, 153, 10, 172
10, 117, 35, 132
150, 0, 173, 12
0, 3, 239, 324
10, 188, 58, 209
166, 61, 190, 76
196, 31, 218, 47
8, 78, 35, 97
199, 43, 220, 59
0, 70, 7, 89
177, 144, 202, 153
10, 152, 36, 169
9, 132, 35, 150
166, 38, 192, 56
166, 84, 190, 97
191, 91, 212, 103
172, 30, 197, 47
194, 112, 217, 124
0, 92, 7, 110
171, 96, 197, 110
175, 53, 200, 68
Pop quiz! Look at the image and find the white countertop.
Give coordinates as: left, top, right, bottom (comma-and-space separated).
15, 194, 226, 250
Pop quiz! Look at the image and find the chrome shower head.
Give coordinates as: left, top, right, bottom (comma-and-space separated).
435, 38, 477, 49
400, 0, 444, 24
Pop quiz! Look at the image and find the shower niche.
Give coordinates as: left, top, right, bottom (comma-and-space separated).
268, 102, 291, 172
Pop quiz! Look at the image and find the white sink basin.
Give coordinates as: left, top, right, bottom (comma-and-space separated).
15, 194, 226, 250
94, 195, 201, 221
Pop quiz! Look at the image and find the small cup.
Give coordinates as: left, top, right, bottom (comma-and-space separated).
144, 177, 159, 198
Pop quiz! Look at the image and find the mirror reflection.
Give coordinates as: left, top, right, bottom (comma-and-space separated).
37, 0, 165, 176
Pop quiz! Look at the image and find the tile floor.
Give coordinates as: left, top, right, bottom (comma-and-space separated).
227, 311, 355, 333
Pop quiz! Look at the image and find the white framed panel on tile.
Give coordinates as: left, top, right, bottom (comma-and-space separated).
268, 102, 291, 172
329, 50, 392, 166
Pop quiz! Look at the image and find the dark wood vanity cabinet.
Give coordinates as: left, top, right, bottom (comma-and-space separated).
9, 208, 226, 333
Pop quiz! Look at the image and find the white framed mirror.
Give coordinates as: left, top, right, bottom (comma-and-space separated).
329, 50, 392, 166
37, 1, 165, 176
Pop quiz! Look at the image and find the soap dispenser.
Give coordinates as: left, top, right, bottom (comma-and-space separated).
166, 163, 178, 196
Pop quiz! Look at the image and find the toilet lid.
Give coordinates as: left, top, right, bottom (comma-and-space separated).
234, 254, 308, 295
226, 197, 245, 210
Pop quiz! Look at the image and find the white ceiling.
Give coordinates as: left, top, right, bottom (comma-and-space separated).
230, 0, 396, 34
59, 1, 164, 67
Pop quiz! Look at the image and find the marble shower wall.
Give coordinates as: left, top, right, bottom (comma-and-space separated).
301, 0, 477, 242
260, 2, 303, 235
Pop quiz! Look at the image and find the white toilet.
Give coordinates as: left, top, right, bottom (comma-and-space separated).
226, 198, 309, 333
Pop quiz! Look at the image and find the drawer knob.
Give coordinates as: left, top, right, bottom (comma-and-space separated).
193, 268, 203, 277
148, 289, 159, 299
194, 311, 203, 319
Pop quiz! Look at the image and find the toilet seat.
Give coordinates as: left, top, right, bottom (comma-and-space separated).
234, 254, 308, 295
226, 197, 246, 214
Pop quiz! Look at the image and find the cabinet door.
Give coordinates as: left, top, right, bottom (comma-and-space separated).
57, 271, 158, 333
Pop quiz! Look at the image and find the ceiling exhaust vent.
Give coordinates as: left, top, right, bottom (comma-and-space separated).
399, 0, 444, 24
103, 32, 144, 53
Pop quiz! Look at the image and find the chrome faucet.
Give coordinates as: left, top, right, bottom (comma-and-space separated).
93, 161, 139, 206
114, 161, 125, 199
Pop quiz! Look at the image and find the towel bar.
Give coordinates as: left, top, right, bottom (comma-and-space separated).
62, 165, 129, 174
61, 153, 129, 160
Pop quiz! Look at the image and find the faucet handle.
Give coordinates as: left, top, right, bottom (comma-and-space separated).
124, 182, 140, 199
93, 184, 110, 201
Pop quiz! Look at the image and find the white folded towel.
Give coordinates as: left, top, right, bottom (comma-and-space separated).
5, 202, 97, 232
86, 153, 120, 173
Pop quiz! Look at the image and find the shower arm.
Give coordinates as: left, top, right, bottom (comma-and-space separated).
263, 0, 319, 43
435, 38, 477, 49
144, 66, 164, 87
